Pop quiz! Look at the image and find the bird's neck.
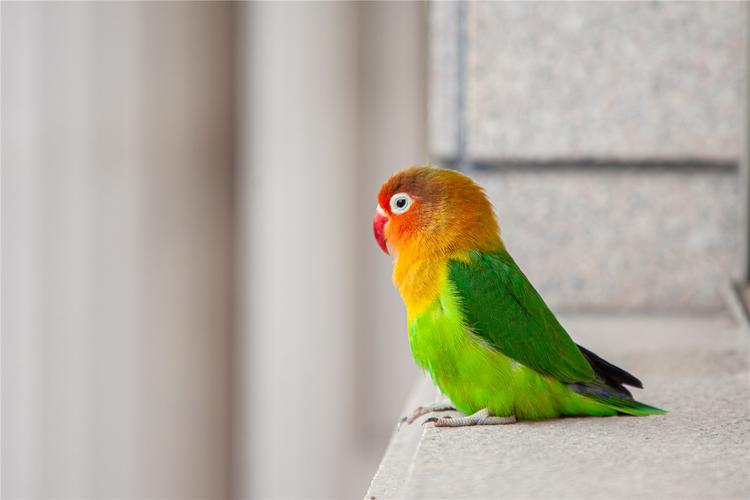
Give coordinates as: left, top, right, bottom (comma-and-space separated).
393, 254, 449, 320
392, 237, 505, 319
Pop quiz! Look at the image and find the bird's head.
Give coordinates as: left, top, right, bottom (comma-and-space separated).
373, 165, 502, 260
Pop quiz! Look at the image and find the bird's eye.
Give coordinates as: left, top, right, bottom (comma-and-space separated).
389, 193, 413, 215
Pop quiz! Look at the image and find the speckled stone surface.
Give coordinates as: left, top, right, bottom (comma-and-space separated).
428, 1, 459, 159
467, 2, 747, 161
427, 2, 746, 311
474, 168, 740, 312
366, 315, 750, 500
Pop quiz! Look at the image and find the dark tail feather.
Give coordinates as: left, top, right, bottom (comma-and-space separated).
577, 344, 643, 398
572, 345, 665, 415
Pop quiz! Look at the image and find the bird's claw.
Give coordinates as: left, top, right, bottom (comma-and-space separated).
424, 408, 517, 427
403, 401, 455, 424
423, 415, 452, 425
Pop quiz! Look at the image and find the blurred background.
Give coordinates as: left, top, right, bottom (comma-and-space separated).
1, 1, 747, 499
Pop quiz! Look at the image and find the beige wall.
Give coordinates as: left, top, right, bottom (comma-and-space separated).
2, 1, 426, 498
2, 2, 234, 498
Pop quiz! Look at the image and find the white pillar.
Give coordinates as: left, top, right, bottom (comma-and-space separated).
234, 2, 427, 497
354, 0, 428, 438
234, 2, 359, 497
1, 3, 234, 497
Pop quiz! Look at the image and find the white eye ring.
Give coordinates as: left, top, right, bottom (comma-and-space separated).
389, 192, 413, 215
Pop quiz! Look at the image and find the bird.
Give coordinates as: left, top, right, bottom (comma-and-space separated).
373, 165, 666, 426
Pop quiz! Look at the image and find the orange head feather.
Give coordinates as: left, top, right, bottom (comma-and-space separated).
373, 165, 503, 262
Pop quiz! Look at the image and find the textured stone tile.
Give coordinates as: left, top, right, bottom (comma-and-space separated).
467, 2, 746, 161
475, 168, 740, 312
405, 374, 750, 499
428, 1, 459, 159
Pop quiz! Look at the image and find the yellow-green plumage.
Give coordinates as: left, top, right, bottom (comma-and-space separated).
409, 281, 616, 419
409, 250, 654, 419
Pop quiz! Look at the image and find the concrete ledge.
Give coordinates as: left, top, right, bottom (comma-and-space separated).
365, 315, 750, 500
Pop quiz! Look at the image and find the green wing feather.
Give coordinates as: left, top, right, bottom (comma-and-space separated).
448, 249, 595, 383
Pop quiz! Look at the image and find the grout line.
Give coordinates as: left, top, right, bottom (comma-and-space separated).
724, 281, 750, 335
432, 157, 738, 173
743, 4, 750, 281
471, 159, 738, 172
455, 0, 468, 172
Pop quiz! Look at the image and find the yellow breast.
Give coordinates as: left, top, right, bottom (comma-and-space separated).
393, 251, 473, 320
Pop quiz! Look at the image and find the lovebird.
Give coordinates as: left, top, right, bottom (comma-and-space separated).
373, 165, 666, 426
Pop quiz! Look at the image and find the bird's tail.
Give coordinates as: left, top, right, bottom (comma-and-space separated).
572, 344, 666, 416
587, 394, 667, 416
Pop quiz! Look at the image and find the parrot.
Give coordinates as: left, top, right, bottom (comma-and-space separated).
373, 165, 666, 426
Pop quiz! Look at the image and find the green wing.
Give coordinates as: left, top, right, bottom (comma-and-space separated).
448, 249, 595, 383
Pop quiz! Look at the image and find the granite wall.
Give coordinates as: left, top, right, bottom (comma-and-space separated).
429, 1, 747, 312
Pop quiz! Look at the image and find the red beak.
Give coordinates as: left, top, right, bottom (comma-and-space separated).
373, 206, 389, 255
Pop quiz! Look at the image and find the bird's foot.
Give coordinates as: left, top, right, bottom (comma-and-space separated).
425, 408, 516, 427
401, 401, 456, 424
